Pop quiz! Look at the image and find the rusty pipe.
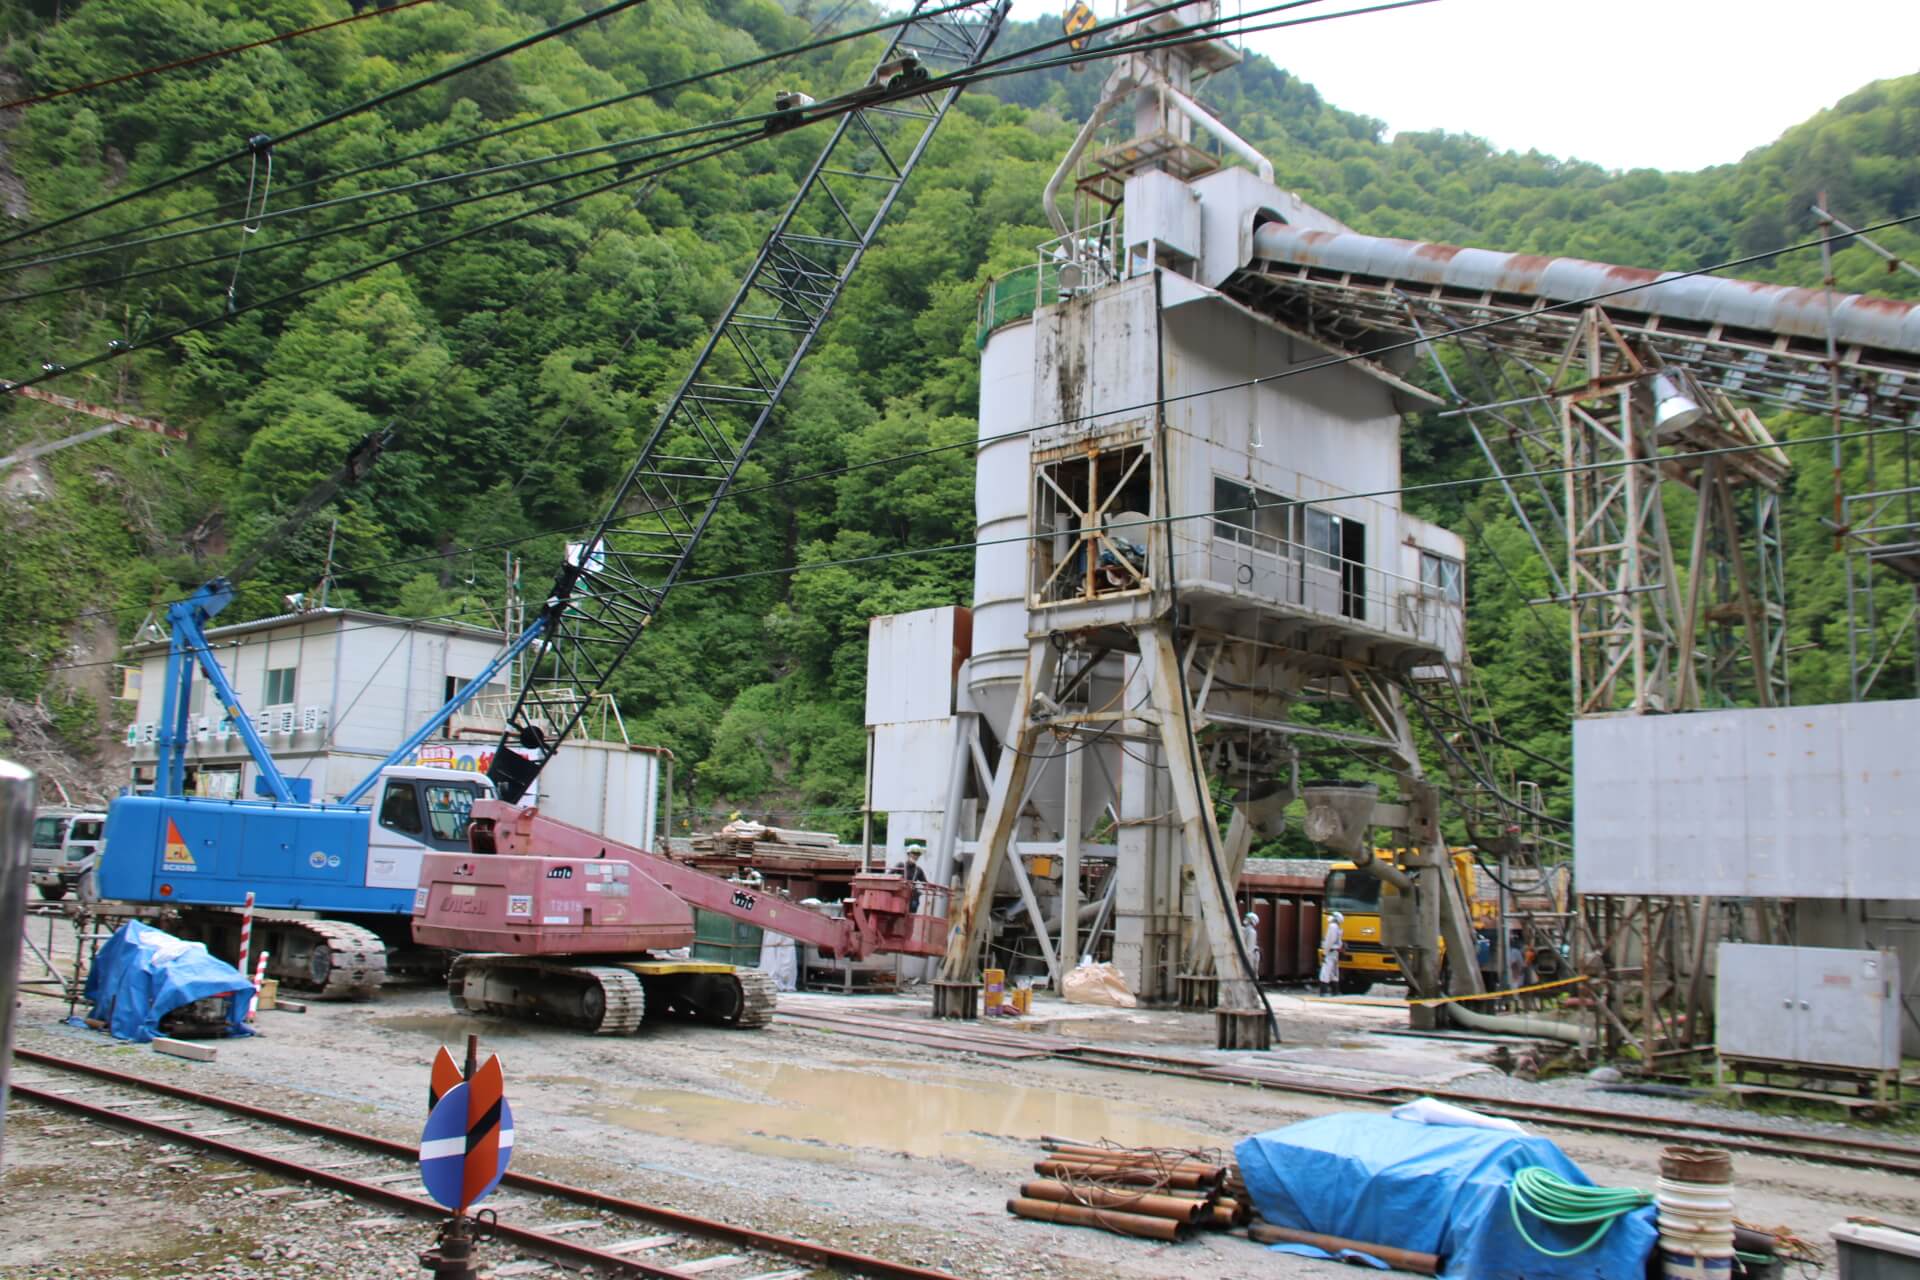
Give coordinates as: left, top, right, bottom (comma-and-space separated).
1019, 1180, 1204, 1223
1248, 1223, 1439, 1275
1036, 1151, 1226, 1177
1032, 1160, 1222, 1190
1007, 1197, 1183, 1242
1210, 1197, 1251, 1228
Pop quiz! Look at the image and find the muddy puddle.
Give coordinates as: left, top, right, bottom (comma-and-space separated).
595, 1061, 1220, 1165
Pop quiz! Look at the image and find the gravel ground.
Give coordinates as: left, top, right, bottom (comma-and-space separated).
5, 920, 1916, 1279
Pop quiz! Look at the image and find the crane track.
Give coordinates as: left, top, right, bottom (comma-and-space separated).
10, 1047, 962, 1280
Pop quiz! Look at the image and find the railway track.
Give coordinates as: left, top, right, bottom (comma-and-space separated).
9, 1047, 961, 1280
1055, 1043, 1920, 1177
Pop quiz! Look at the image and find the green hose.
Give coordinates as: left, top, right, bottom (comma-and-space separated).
1507, 1166, 1654, 1257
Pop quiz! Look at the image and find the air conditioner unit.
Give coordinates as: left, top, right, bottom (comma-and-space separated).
301, 705, 327, 733
273, 707, 296, 736
194, 715, 211, 742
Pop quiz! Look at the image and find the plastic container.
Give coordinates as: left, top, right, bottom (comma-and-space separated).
1658, 1175, 1736, 1279
984, 967, 1005, 1011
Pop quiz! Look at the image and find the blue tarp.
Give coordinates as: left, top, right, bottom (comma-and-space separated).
77, 920, 255, 1043
1236, 1113, 1658, 1280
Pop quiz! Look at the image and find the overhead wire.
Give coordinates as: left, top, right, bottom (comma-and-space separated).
0, 0, 439, 112
0, 0, 984, 276
0, 0, 1403, 393
0, 0, 657, 251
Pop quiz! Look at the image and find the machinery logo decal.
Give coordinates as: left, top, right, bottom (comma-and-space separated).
308, 850, 328, 869
506, 894, 532, 918
162, 819, 196, 870
545, 866, 573, 880
413, 887, 430, 913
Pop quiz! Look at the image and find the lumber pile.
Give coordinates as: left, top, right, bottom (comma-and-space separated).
1004, 1138, 1251, 1242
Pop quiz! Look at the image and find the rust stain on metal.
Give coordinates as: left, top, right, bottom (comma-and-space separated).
1848, 294, 1920, 316
1412, 242, 1465, 266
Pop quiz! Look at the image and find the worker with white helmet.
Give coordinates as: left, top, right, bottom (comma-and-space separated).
899, 842, 928, 912
1317, 911, 1346, 996
1240, 910, 1262, 981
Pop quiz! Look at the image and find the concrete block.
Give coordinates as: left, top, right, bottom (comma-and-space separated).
152, 1037, 215, 1062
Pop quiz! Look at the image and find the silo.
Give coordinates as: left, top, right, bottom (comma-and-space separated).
969, 315, 1036, 742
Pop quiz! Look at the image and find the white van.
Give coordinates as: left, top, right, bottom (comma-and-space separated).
31, 807, 107, 900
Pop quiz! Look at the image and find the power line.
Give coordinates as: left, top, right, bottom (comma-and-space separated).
0, 1, 972, 275
0, 0, 1357, 391
0, 0, 656, 251
0, 118, 771, 304
0, 0, 438, 112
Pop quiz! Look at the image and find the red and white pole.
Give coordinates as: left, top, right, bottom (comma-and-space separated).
237, 891, 255, 970
248, 950, 270, 1021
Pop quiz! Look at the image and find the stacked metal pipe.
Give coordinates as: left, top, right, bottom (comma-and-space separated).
1006, 1137, 1252, 1242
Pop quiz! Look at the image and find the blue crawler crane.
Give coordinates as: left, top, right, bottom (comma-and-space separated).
96, 578, 546, 997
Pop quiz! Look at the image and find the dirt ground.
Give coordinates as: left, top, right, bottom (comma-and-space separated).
5, 920, 1917, 1279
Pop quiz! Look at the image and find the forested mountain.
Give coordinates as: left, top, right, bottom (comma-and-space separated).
1, 0, 1915, 831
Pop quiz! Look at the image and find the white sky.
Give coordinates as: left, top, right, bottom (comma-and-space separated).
1006, 0, 1920, 172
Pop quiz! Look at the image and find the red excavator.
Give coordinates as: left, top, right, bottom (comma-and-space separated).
405, 1, 1007, 1035
413, 801, 946, 1033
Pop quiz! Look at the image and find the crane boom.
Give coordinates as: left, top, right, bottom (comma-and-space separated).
489, 0, 1011, 801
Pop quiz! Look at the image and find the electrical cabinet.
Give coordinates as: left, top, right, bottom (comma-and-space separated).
1717, 943, 1901, 1072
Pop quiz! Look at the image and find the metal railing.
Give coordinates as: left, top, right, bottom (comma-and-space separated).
974, 217, 1122, 347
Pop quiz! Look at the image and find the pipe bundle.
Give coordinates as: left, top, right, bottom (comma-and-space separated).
1004, 1137, 1252, 1243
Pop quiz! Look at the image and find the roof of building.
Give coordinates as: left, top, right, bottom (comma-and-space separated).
126, 606, 509, 655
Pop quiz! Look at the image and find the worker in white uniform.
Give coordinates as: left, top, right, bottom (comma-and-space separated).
1240, 911, 1262, 981
1317, 911, 1345, 996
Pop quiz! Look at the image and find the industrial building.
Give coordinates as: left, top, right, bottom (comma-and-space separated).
118, 606, 665, 848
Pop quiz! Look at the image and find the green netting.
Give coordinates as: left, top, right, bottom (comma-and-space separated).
975, 262, 1060, 348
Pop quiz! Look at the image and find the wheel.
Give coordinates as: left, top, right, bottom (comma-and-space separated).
36, 882, 67, 901
1338, 975, 1374, 996
578, 980, 606, 1028
308, 946, 332, 987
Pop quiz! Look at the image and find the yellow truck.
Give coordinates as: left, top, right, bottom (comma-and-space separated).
1321, 851, 1496, 995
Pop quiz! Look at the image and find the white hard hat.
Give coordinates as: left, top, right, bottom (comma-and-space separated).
1330, 911, 1344, 923
1243, 911, 1259, 925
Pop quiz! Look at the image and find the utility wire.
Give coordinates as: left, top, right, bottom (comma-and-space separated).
0, 0, 1372, 391
0, 0, 656, 251
0, 0, 438, 112
0, 1, 979, 273
0, 118, 774, 304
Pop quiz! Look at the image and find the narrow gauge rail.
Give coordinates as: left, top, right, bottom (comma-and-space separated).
10, 1047, 962, 1280
996, 1044, 1920, 1178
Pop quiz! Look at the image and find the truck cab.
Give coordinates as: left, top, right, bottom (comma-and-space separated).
32, 807, 107, 900
1322, 850, 1497, 995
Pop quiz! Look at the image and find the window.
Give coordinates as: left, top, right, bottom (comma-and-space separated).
33, 816, 68, 851
1303, 507, 1366, 620
423, 784, 478, 842
1325, 870, 1385, 915
1304, 507, 1339, 571
379, 781, 424, 835
264, 666, 296, 707
1212, 477, 1293, 552
1421, 551, 1464, 604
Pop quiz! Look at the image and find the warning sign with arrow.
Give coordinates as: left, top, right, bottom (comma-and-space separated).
419, 1052, 514, 1212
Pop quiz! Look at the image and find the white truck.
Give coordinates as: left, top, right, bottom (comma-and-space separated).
31, 807, 106, 900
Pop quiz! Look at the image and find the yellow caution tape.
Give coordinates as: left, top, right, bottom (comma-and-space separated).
1407, 974, 1589, 1008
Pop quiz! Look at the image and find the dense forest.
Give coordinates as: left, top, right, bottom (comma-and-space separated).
0, 0, 1916, 835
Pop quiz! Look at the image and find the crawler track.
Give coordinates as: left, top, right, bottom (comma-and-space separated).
11, 1047, 962, 1280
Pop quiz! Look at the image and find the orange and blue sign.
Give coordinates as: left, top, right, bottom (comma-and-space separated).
419, 1054, 513, 1212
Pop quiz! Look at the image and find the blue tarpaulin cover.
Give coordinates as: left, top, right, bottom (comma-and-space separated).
78, 920, 255, 1043
1236, 1113, 1658, 1280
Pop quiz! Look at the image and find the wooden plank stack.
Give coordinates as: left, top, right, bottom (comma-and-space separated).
1005, 1138, 1252, 1242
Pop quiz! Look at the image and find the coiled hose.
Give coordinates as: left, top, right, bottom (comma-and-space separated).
1508, 1166, 1653, 1257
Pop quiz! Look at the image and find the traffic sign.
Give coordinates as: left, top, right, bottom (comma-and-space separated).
418, 1065, 514, 1212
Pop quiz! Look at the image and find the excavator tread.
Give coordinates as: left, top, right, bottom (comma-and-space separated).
301, 918, 388, 1000
447, 954, 646, 1035
728, 967, 779, 1029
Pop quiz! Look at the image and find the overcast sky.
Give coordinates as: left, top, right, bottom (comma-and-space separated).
1006, 0, 1920, 172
